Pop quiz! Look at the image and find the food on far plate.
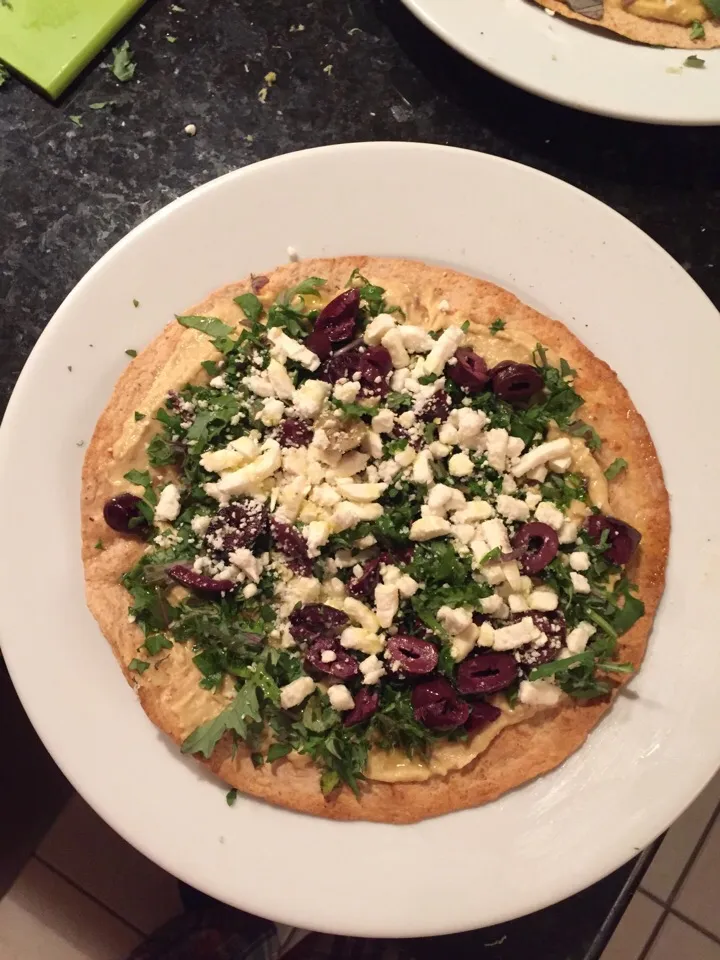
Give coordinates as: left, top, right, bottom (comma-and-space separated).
81, 257, 669, 823
534, 0, 720, 48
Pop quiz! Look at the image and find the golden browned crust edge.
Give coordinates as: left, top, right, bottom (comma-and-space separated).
534, 0, 720, 48
82, 256, 669, 823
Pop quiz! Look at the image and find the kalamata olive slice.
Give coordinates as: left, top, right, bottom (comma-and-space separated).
507, 611, 566, 669
466, 701, 502, 733
512, 522, 559, 575
205, 500, 267, 558
270, 517, 312, 575
585, 515, 641, 566
347, 557, 382, 599
360, 345, 392, 395
412, 678, 470, 730
456, 653, 519, 695
314, 289, 360, 343
319, 347, 363, 385
491, 362, 544, 405
167, 564, 236, 593
289, 603, 350, 643
250, 274, 269, 294
304, 329, 332, 360
276, 418, 314, 448
305, 637, 359, 680
447, 348, 489, 393
103, 493, 147, 534
418, 389, 450, 423
344, 687, 380, 726
386, 635, 438, 675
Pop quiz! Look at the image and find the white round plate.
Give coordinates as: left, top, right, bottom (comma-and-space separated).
1, 143, 718, 937
403, 0, 720, 124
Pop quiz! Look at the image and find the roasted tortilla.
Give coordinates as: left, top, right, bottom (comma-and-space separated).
82, 257, 669, 823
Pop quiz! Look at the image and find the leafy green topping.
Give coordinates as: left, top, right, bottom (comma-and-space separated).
95, 540, 105, 551
177, 315, 234, 338
702, 0, 720, 15
330, 398, 378, 420
489, 318, 506, 335
234, 293, 263, 324
530, 634, 632, 700
604, 458, 628, 481
568, 421, 602, 451
226, 788, 238, 805
128, 658, 150, 674
111, 40, 136, 82
690, 19, 706, 39
134, 411, 145, 421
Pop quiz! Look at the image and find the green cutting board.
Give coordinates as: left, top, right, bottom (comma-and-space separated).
0, 0, 145, 99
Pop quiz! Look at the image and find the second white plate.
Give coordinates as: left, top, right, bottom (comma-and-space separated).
1, 143, 719, 936
404, 0, 720, 124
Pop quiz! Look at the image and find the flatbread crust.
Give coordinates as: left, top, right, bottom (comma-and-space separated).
533, 0, 720, 48
82, 257, 669, 823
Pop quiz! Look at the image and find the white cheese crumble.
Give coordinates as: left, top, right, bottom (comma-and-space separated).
359, 654, 386, 685
155, 483, 181, 522
512, 438, 571, 478
410, 516, 452, 541
569, 551, 590, 571
566, 621, 597, 654
518, 678, 562, 707
327, 684, 355, 711
570, 572, 591, 594
279, 676, 315, 709
448, 452, 473, 478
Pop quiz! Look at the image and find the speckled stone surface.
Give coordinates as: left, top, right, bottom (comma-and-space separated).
0, 0, 714, 950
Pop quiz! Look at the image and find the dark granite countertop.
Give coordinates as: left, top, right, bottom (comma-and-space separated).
0, 0, 716, 953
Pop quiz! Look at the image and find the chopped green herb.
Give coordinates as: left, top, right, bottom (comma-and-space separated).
702, 0, 720, 17
125, 348, 137, 357
166, 34, 177, 42
132, 298, 139, 307
90, 101, 115, 110
489, 318, 506, 335
170, 2, 185, 9
684, 54, 706, 68
690, 19, 706, 39
0, 63, 9, 87
267, 742, 292, 763
476, 545, 502, 566
128, 658, 150, 674
330, 398, 378, 420
226, 788, 238, 805
69, 115, 83, 127
176, 315, 233, 338
134, 411, 145, 421
111, 40, 136, 82
568, 420, 602, 451
144, 633, 173, 656
95, 540, 105, 551
604, 458, 628, 481
233, 293, 263, 324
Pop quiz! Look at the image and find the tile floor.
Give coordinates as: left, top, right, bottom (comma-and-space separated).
3, 771, 720, 958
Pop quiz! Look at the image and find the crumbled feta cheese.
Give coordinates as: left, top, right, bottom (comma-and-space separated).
569, 551, 590, 571
377, 459, 401, 483
397, 410, 416, 429
448, 452, 474, 478
364, 313, 396, 345
390, 368, 408, 391
321, 649, 337, 663
207, 439, 282, 497
451, 522, 475, 545
549, 456, 572, 474
481, 594, 509, 619
506, 436, 525, 460
242, 583, 258, 599
310, 483, 342, 508
558, 519, 579, 545
477, 621, 496, 647
331, 501, 383, 532
412, 449, 434, 485
267, 358, 294, 399
423, 326, 465, 375
518, 678, 562, 707
529, 586, 559, 611
258, 396, 285, 426
267, 327, 320, 370
508, 593, 529, 613
451, 627, 478, 662
340, 626, 383, 654
359, 654, 386, 685
437, 605, 473, 634
363, 430, 383, 459
426, 484, 466, 517
375, 583, 399, 628
566, 621, 597, 654
534, 500, 565, 531
456, 407, 487, 448
454, 499, 495, 523
570, 572, 591, 594
155, 483, 181, 522
501, 474, 518, 495
280, 676, 315, 709
303, 520, 331, 557
200, 436, 259, 474
410, 516, 452, 541
335, 481, 386, 503
371, 408, 395, 434
292, 379, 331, 420
209, 374, 226, 389
327, 684, 354, 711
382, 328, 411, 368
333, 380, 361, 404
244, 372, 275, 397
480, 518, 511, 553
512, 439, 572, 478
191, 514, 211, 536
501, 560, 523, 592
485, 428, 509, 472
228, 547, 263, 583
438, 422, 459, 446
525, 490, 542, 510
496, 495, 530, 523
429, 441, 451, 459
493, 616, 540, 651
396, 574, 419, 598
394, 445, 416, 468
343, 597, 380, 631
398, 325, 434, 353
